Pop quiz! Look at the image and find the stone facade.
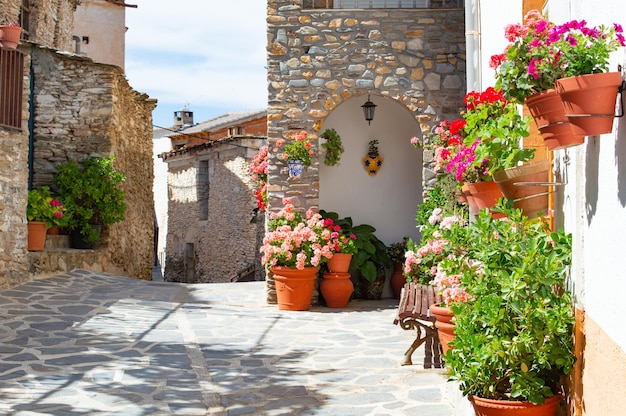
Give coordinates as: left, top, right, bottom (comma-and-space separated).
265, 0, 466, 302
0, 0, 156, 289
162, 134, 267, 284
29, 46, 156, 281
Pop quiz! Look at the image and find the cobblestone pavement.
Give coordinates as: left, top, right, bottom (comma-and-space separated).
0, 269, 459, 415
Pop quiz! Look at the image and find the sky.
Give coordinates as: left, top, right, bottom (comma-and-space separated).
124, 0, 267, 130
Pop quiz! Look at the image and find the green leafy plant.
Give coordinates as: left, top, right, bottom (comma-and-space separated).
366, 139, 380, 157
27, 186, 68, 229
446, 201, 575, 405
320, 210, 392, 284
386, 238, 408, 265
275, 130, 314, 166
320, 128, 344, 166
53, 156, 127, 244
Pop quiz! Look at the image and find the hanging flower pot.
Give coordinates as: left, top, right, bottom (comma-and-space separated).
555, 71, 623, 136
524, 89, 585, 150
362, 139, 383, 176
493, 159, 551, 218
320, 272, 353, 308
464, 180, 506, 218
288, 160, 304, 177
271, 266, 319, 311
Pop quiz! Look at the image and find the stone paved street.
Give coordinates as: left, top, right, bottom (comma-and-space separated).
0, 270, 460, 415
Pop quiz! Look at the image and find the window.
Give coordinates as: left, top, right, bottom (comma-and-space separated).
228, 126, 244, 136
19, 0, 30, 39
0, 49, 24, 130
197, 160, 209, 220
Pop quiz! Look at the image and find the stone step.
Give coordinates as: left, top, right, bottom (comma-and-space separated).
45, 234, 71, 249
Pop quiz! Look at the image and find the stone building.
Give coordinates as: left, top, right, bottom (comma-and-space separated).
0, 0, 155, 289
265, 0, 466, 301
160, 109, 267, 283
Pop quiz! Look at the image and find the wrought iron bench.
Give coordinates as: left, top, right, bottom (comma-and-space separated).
393, 282, 444, 368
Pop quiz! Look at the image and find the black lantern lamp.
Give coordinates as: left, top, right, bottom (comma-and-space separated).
361, 94, 377, 125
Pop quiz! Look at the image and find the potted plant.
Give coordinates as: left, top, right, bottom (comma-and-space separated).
445, 88, 535, 213
261, 198, 335, 310
551, 18, 626, 136
0, 21, 22, 51
445, 202, 575, 414
320, 128, 344, 166
387, 238, 408, 299
26, 186, 68, 251
53, 156, 127, 248
319, 210, 392, 300
274, 130, 314, 177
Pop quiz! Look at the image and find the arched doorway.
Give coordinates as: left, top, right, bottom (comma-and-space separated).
319, 95, 424, 246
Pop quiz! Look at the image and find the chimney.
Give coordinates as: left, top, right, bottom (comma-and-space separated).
173, 107, 194, 129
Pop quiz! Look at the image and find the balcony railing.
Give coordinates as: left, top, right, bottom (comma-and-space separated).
303, 0, 462, 9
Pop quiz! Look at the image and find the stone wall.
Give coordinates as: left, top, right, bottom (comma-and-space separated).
164, 138, 266, 284
29, 45, 156, 281
0, 51, 31, 290
29, 0, 79, 52
267, 0, 466, 210
265, 0, 466, 301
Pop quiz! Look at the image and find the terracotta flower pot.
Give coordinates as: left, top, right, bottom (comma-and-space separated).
327, 253, 352, 273
27, 221, 47, 251
525, 89, 585, 150
0, 25, 22, 51
320, 272, 353, 308
390, 262, 405, 300
493, 160, 551, 218
555, 71, 622, 136
469, 393, 562, 416
271, 266, 319, 311
430, 303, 455, 356
464, 180, 506, 218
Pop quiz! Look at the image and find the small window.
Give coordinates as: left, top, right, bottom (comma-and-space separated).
0, 49, 24, 130
19, 0, 30, 39
228, 126, 244, 136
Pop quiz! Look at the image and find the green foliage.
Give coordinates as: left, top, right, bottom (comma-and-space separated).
27, 186, 69, 229
416, 175, 466, 242
445, 201, 575, 404
53, 156, 127, 243
320, 210, 392, 284
320, 128, 344, 166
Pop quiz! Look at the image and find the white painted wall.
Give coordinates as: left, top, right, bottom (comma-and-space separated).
153, 132, 172, 271
319, 95, 423, 246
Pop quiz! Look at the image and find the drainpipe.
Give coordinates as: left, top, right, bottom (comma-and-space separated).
27, 49, 36, 190
465, 0, 482, 93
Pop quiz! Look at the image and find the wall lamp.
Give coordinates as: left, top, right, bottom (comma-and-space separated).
361, 94, 377, 125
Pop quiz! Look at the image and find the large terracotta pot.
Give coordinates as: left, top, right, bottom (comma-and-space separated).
27, 221, 47, 251
555, 71, 622, 136
493, 160, 550, 218
320, 272, 353, 308
430, 303, 455, 355
327, 253, 352, 273
461, 183, 479, 216
271, 266, 319, 311
469, 394, 562, 416
525, 89, 584, 150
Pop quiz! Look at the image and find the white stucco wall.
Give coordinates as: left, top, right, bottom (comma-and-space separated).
73, 0, 126, 69
319, 95, 423, 246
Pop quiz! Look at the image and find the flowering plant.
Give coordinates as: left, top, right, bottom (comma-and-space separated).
275, 130, 314, 166
446, 88, 534, 182
27, 186, 68, 229
323, 217, 357, 255
249, 145, 268, 212
403, 212, 469, 286
550, 18, 626, 77
491, 10, 563, 102
411, 119, 465, 174
260, 198, 335, 269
